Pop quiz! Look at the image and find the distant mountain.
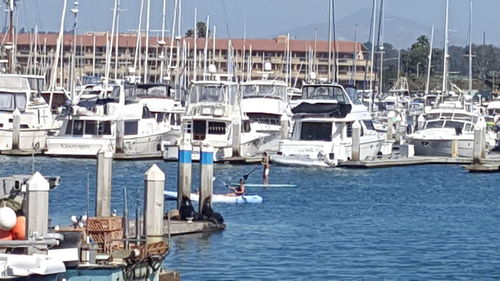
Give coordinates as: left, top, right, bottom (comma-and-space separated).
276, 8, 467, 48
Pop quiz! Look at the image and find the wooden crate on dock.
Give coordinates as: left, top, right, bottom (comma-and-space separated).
87, 216, 123, 253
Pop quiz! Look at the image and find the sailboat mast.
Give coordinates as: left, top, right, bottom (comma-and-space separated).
468, 0, 473, 93
159, 0, 167, 82
133, 0, 145, 74
7, 0, 15, 73
425, 26, 435, 96
327, 0, 332, 81
143, 0, 151, 83
441, 0, 450, 97
368, 0, 377, 111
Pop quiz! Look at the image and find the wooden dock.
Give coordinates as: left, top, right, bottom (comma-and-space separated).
339, 156, 474, 168
164, 219, 226, 236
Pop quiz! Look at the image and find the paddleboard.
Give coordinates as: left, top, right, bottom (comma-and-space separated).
164, 191, 263, 204
232, 184, 297, 188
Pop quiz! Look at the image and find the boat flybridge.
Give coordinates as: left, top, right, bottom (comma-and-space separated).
407, 106, 497, 157
45, 82, 183, 158
272, 82, 384, 167
164, 70, 271, 161
240, 70, 292, 152
0, 74, 59, 153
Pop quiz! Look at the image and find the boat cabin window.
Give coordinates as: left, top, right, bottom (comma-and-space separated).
464, 123, 472, 132
191, 85, 231, 103
425, 120, 444, 129
0, 92, 27, 112
302, 86, 348, 103
125, 121, 139, 135
65, 120, 111, 136
208, 122, 226, 135
26, 78, 43, 94
193, 120, 206, 140
300, 122, 332, 141
246, 113, 280, 125
242, 120, 251, 133
142, 106, 154, 119
242, 85, 287, 100
363, 120, 375, 131
453, 113, 472, 121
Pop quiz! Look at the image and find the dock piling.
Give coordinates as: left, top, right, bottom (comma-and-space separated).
26, 172, 49, 253
387, 117, 393, 140
232, 122, 241, 157
116, 117, 125, 153
473, 120, 486, 164
95, 150, 113, 217
351, 121, 361, 161
144, 164, 165, 244
281, 119, 289, 139
12, 108, 20, 150
199, 145, 214, 216
177, 141, 192, 210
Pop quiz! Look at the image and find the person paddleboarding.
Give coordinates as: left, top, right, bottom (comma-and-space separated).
262, 152, 270, 185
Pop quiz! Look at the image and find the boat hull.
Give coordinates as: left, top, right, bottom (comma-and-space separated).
407, 137, 474, 158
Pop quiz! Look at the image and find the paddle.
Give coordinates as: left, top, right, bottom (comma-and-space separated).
242, 165, 260, 180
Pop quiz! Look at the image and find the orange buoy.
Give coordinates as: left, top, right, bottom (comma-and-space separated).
11, 216, 26, 240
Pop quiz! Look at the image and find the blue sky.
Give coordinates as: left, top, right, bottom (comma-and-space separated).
5, 0, 500, 46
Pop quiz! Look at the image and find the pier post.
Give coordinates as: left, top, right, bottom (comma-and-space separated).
12, 108, 20, 150
199, 145, 214, 215
26, 172, 49, 253
232, 122, 241, 157
95, 150, 113, 217
395, 120, 402, 143
280, 119, 289, 139
451, 139, 459, 158
473, 120, 486, 164
144, 164, 165, 244
177, 141, 192, 209
386, 117, 393, 140
417, 114, 426, 131
116, 117, 125, 153
351, 121, 361, 161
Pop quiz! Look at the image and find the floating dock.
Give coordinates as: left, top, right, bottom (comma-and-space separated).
340, 156, 474, 168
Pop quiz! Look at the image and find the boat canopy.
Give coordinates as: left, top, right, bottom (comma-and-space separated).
301, 85, 349, 103
292, 102, 352, 118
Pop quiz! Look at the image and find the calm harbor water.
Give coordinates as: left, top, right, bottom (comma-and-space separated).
1, 155, 500, 280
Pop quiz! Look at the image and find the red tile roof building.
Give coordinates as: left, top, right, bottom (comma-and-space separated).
1, 33, 374, 87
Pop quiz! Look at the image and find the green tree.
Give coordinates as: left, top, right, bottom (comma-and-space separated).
185, 22, 208, 38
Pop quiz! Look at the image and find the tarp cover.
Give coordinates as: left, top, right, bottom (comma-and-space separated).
292, 102, 352, 118
0, 76, 30, 91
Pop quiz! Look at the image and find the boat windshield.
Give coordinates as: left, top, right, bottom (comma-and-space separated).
344, 87, 361, 104
302, 86, 348, 103
425, 120, 444, 129
242, 84, 287, 100
125, 85, 171, 99
443, 121, 464, 129
0, 92, 27, 112
190, 84, 236, 104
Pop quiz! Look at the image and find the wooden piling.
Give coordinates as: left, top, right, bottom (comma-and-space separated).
451, 139, 459, 158
351, 121, 361, 161
144, 164, 165, 244
177, 141, 192, 209
12, 108, 20, 150
232, 122, 241, 157
95, 150, 113, 217
473, 120, 486, 164
199, 145, 214, 215
387, 117, 393, 140
116, 117, 125, 153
